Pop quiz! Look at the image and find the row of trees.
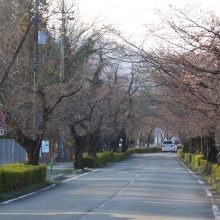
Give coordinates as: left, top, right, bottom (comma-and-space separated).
130, 6, 220, 162
0, 0, 156, 168
2, 1, 219, 167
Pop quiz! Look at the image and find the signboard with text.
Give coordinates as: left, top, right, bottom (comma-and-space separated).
41, 140, 49, 153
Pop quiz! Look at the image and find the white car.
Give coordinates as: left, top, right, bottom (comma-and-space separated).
162, 140, 177, 153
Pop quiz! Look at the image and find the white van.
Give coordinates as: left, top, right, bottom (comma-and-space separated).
162, 140, 177, 153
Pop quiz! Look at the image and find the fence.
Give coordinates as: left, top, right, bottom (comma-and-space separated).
0, 139, 26, 165
39, 153, 57, 165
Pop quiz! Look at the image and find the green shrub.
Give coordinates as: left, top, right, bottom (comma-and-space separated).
196, 155, 203, 167
212, 164, 219, 176
213, 165, 220, 178
82, 150, 136, 168
96, 152, 108, 167
0, 163, 47, 192
184, 153, 191, 166
205, 162, 213, 174
200, 159, 207, 169
181, 151, 185, 160
134, 147, 161, 154
82, 147, 161, 168
83, 156, 96, 168
178, 149, 182, 157
191, 154, 203, 167
127, 148, 135, 156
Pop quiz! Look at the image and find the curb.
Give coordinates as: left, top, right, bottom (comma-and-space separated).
75, 169, 83, 174
47, 168, 93, 182
50, 174, 65, 181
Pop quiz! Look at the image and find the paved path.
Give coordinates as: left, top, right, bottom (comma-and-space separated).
46, 162, 76, 181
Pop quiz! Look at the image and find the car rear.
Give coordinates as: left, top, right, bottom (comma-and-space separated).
162, 140, 177, 153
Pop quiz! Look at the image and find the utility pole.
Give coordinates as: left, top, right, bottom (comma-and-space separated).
53, 0, 73, 161
33, 0, 40, 140
61, 0, 65, 83
59, 0, 65, 161
34, 0, 39, 85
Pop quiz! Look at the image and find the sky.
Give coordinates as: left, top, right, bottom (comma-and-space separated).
75, 0, 220, 41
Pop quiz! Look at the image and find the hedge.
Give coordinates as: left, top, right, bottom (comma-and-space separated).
212, 164, 220, 179
82, 147, 161, 168
83, 151, 131, 168
0, 163, 47, 192
178, 149, 207, 169
134, 147, 161, 154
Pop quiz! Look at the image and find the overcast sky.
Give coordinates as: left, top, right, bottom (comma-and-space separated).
75, 0, 220, 39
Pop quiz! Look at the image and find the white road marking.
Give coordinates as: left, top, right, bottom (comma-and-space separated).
62, 173, 88, 183
178, 158, 220, 219
198, 180, 204, 185
212, 205, 220, 219
62, 169, 100, 183
2, 169, 100, 204
1, 184, 56, 204
205, 189, 212, 197
91, 169, 100, 173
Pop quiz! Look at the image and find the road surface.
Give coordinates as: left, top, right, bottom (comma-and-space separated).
0, 153, 219, 220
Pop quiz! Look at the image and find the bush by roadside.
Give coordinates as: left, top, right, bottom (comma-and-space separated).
82, 147, 161, 168
0, 163, 47, 193
134, 147, 161, 153
82, 150, 134, 168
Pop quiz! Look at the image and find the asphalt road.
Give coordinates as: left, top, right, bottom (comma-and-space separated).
0, 153, 218, 220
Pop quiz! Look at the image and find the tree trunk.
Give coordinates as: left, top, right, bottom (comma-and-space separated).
207, 131, 217, 163
15, 133, 42, 165
26, 150, 40, 165
191, 137, 196, 154
126, 138, 130, 150
146, 129, 153, 148
74, 135, 87, 169
110, 128, 127, 152
196, 136, 201, 154
69, 125, 88, 169
202, 135, 208, 160
121, 128, 127, 152
182, 140, 190, 152
87, 133, 100, 157
110, 138, 119, 152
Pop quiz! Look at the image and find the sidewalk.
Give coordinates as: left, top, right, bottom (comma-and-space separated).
46, 162, 78, 182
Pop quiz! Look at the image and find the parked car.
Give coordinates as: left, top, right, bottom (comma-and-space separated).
162, 140, 177, 153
